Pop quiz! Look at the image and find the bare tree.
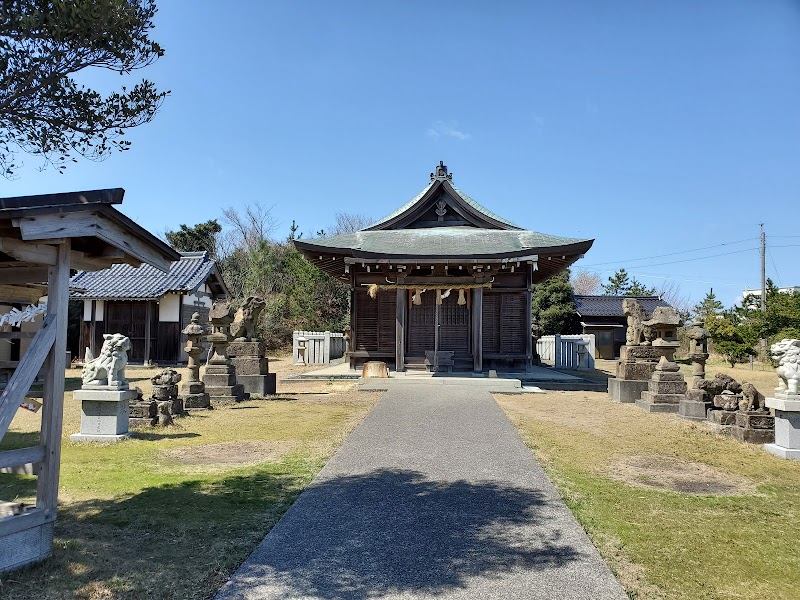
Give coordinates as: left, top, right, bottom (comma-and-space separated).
330, 212, 373, 236
656, 280, 693, 318
570, 270, 602, 295
221, 203, 277, 252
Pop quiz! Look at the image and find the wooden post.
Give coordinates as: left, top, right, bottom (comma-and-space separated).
143, 301, 152, 366
36, 240, 70, 518
525, 269, 533, 369
472, 287, 483, 372
323, 331, 331, 364
89, 299, 97, 359
396, 288, 406, 372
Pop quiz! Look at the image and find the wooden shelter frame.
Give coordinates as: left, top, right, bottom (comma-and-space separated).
0, 189, 178, 573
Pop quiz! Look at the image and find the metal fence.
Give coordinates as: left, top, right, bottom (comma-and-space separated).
292, 331, 346, 365
537, 334, 595, 370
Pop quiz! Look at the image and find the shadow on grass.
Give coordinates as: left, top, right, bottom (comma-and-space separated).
130, 431, 202, 441
217, 468, 582, 599
0, 466, 310, 599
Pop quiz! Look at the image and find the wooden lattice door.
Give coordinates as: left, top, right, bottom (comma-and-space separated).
438, 292, 470, 355
407, 290, 435, 356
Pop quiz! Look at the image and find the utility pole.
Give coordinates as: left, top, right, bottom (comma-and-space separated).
760, 223, 766, 313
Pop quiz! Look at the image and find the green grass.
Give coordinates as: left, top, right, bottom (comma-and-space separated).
497, 392, 800, 600
0, 368, 375, 600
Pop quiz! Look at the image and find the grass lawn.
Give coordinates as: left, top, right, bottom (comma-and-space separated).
0, 357, 375, 600
497, 362, 800, 600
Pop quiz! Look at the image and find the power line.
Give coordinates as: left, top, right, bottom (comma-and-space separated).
579, 237, 758, 267
585, 246, 759, 270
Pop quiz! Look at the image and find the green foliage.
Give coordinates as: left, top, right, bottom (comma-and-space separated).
532, 271, 580, 335
0, 0, 168, 176
165, 220, 222, 257
601, 268, 656, 296
693, 289, 724, 320
706, 311, 758, 367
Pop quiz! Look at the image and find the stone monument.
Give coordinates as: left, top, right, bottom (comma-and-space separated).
636, 356, 687, 413
181, 312, 211, 410
702, 373, 743, 435
228, 296, 276, 396
732, 381, 774, 444
202, 301, 245, 404
71, 333, 137, 442
151, 368, 184, 416
765, 339, 800, 459
609, 299, 684, 403
678, 318, 712, 421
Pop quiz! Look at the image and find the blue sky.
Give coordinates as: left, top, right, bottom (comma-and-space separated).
3, 1, 799, 308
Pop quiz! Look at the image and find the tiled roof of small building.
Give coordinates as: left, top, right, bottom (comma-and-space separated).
70, 251, 226, 300
574, 295, 672, 318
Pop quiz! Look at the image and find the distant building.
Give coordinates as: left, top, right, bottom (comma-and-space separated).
70, 251, 228, 364
742, 286, 800, 297
574, 295, 673, 359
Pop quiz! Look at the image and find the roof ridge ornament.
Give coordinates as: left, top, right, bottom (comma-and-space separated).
430, 161, 453, 182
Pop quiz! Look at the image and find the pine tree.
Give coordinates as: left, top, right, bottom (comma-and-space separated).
532, 271, 580, 335
602, 268, 656, 296
693, 289, 724, 320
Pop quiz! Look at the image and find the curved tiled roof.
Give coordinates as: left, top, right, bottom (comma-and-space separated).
298, 227, 587, 258
70, 251, 227, 300
575, 295, 672, 318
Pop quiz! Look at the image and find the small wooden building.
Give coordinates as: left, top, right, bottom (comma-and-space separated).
294, 163, 594, 372
0, 188, 179, 573
575, 295, 672, 359
71, 251, 228, 364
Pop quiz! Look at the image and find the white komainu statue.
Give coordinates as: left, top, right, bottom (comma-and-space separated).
82, 333, 131, 388
772, 338, 800, 396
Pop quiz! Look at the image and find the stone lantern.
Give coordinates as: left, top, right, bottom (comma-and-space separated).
181, 312, 211, 409
202, 302, 244, 403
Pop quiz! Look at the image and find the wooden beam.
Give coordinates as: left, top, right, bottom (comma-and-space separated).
37, 241, 70, 515
0, 331, 36, 339
472, 287, 483, 372
16, 212, 172, 272
0, 314, 56, 440
0, 267, 49, 284
144, 301, 152, 365
0, 237, 113, 272
0, 445, 45, 469
0, 507, 53, 538
0, 284, 45, 303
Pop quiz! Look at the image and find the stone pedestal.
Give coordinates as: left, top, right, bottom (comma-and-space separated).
71, 388, 137, 442
129, 398, 158, 428
182, 381, 211, 410
764, 395, 800, 459
707, 408, 737, 435
204, 365, 245, 403
636, 358, 686, 413
608, 378, 649, 403
610, 345, 666, 403
228, 341, 276, 396
678, 389, 712, 422
731, 411, 774, 444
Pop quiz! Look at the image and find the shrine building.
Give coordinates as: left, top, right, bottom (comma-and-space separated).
293, 162, 593, 373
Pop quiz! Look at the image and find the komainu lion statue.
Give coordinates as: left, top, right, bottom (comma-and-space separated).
772, 338, 800, 396
622, 298, 647, 346
230, 296, 266, 341
82, 333, 131, 388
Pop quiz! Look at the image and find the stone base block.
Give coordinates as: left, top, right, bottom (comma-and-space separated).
713, 394, 742, 409
129, 400, 157, 419
230, 356, 269, 376
228, 341, 265, 356
609, 378, 649, 403
731, 427, 774, 444
764, 443, 800, 460
772, 409, 800, 450
203, 373, 238, 388
184, 392, 211, 410
648, 380, 687, 395
678, 399, 712, 421
735, 411, 774, 430
640, 391, 683, 405
69, 432, 129, 443
685, 389, 707, 402
635, 399, 680, 413
236, 373, 276, 396
152, 384, 178, 400
708, 409, 738, 426
180, 381, 206, 395
129, 417, 155, 429
617, 362, 657, 381
207, 384, 245, 403
73, 389, 136, 441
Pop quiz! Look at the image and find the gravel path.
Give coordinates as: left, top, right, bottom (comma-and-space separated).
215, 385, 627, 599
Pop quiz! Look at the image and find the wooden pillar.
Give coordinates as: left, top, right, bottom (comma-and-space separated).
526, 268, 533, 369
395, 288, 406, 372
349, 277, 357, 368
37, 240, 70, 517
472, 287, 483, 372
89, 299, 97, 359
144, 301, 152, 366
